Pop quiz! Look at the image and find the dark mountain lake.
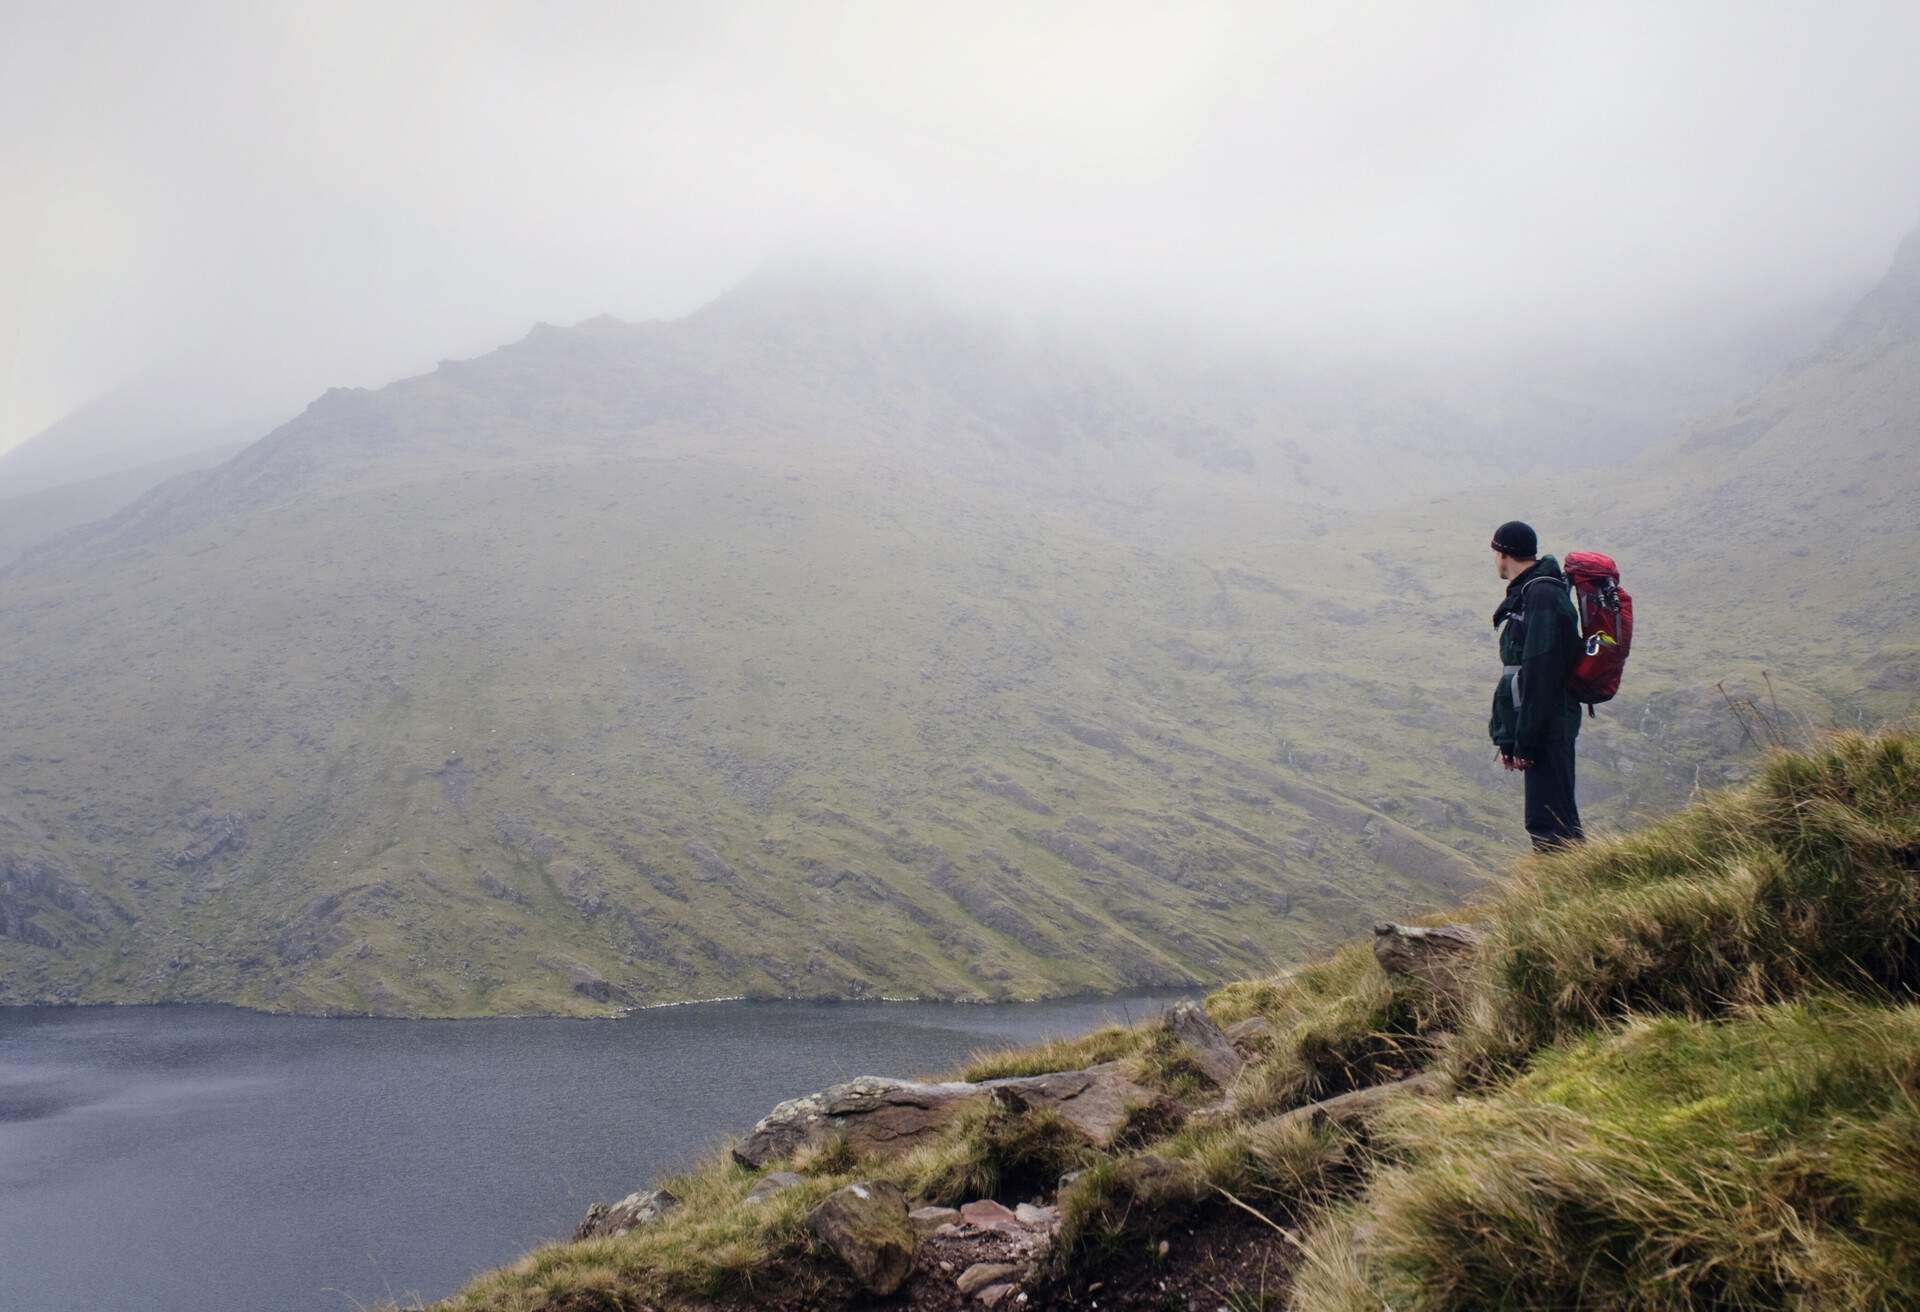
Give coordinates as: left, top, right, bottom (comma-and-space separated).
0, 992, 1198, 1311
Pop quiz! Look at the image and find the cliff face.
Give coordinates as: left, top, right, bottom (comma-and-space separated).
432, 728, 1920, 1312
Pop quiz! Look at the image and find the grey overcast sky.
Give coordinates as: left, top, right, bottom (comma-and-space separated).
4, 0, 1920, 454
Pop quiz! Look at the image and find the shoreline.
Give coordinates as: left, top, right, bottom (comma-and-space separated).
0, 983, 1214, 1024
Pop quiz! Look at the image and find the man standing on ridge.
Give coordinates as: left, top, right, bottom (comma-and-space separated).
1489, 520, 1585, 850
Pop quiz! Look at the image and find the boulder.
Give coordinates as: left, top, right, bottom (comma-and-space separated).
807, 1180, 917, 1296
1372, 921, 1485, 997
734, 1076, 981, 1167
742, 1171, 803, 1205
574, 1188, 679, 1240
987, 1062, 1152, 1146
1163, 999, 1244, 1088
733, 1063, 1154, 1167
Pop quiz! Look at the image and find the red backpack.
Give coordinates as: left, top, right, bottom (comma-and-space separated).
1562, 551, 1633, 712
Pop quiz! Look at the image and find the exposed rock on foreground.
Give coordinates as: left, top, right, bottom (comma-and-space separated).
573, 996, 1460, 1302
1372, 919, 1485, 1000
807, 1180, 917, 1295
1162, 998, 1245, 1087
574, 1188, 679, 1240
732, 1062, 1152, 1168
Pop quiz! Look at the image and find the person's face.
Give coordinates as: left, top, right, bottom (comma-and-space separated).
1494, 549, 1512, 581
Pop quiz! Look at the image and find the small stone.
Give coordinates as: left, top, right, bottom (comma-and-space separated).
1157, 1239, 1171, 1259
1058, 1168, 1086, 1193
957, 1262, 1021, 1295
1014, 1203, 1058, 1230
910, 1204, 962, 1234
979, 1284, 1019, 1309
960, 1199, 1023, 1232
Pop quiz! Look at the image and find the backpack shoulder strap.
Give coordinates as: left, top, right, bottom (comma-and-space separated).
1512, 574, 1562, 614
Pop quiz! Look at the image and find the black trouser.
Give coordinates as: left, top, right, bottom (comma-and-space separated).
1524, 735, 1583, 851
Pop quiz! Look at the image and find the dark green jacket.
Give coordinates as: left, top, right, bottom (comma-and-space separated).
1489, 555, 1582, 759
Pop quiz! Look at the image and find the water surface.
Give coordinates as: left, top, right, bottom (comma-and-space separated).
0, 992, 1195, 1312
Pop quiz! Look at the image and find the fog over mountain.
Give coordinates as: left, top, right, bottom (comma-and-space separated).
6, 1, 1919, 456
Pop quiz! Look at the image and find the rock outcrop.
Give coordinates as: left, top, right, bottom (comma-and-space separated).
574, 1188, 679, 1240
982, 1064, 1150, 1144
1162, 999, 1244, 1087
734, 1077, 982, 1167
732, 1062, 1151, 1168
0, 855, 130, 949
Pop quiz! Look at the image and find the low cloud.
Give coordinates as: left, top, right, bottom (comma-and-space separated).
5, 0, 1919, 451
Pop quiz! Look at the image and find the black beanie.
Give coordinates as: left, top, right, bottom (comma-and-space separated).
1491, 520, 1538, 559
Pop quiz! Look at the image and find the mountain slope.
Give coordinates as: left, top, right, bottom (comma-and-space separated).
2, 246, 1915, 1016
1214, 225, 1920, 828
0, 277, 1500, 1015
0, 443, 249, 567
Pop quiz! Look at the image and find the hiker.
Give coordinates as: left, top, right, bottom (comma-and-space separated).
1488, 520, 1585, 850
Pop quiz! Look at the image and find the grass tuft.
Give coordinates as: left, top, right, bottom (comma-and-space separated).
431, 1148, 845, 1311
1455, 730, 1920, 1076
901, 1101, 1097, 1206
1296, 997, 1920, 1311
1219, 945, 1445, 1121
954, 1023, 1145, 1081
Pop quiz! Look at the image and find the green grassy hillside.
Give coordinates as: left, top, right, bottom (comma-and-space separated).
1, 241, 1916, 1015
431, 726, 1920, 1311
